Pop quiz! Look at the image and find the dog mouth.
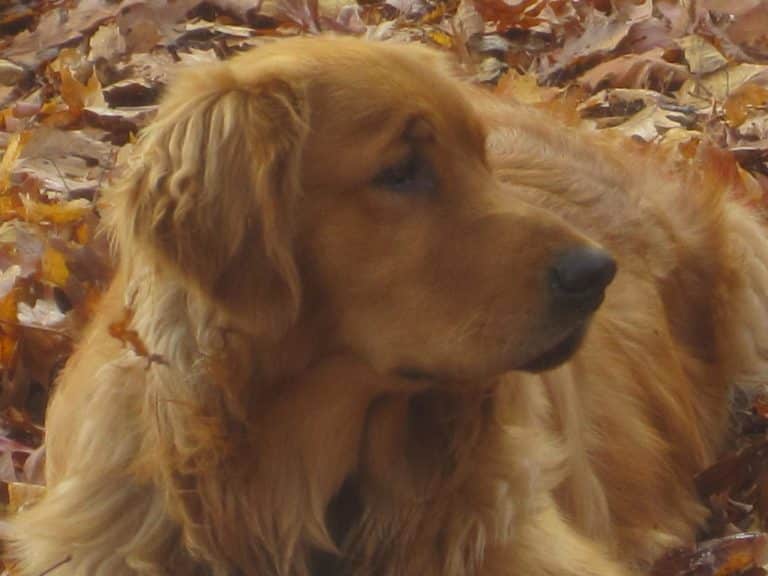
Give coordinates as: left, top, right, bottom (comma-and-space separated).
394, 320, 591, 382
518, 322, 589, 373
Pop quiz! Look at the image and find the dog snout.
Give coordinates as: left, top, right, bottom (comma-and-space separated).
550, 248, 616, 309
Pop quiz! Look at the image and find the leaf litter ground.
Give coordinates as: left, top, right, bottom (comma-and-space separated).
2, 1, 768, 574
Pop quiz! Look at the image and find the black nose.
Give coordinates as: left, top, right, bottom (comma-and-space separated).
551, 248, 616, 302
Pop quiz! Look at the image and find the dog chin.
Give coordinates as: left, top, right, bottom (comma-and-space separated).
518, 323, 589, 373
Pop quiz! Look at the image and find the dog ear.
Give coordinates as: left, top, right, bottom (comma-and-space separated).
110, 63, 307, 337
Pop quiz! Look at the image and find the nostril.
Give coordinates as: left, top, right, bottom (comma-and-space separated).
551, 248, 617, 296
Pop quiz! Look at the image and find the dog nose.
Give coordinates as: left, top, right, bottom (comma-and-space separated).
551, 248, 616, 304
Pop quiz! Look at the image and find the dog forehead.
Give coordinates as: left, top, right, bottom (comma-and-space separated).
229, 37, 484, 150
233, 36, 464, 109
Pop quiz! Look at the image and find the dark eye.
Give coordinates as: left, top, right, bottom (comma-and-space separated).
373, 157, 435, 195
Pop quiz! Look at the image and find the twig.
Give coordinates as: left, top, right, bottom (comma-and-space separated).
37, 555, 72, 576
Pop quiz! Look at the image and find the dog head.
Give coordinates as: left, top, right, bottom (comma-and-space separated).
112, 37, 615, 381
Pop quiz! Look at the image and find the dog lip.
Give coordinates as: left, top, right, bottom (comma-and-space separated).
395, 366, 438, 381
518, 322, 589, 373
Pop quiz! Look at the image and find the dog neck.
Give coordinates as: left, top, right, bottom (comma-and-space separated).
121, 261, 362, 573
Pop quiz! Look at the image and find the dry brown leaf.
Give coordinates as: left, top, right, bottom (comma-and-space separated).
606, 104, 683, 141
679, 64, 768, 105
0, 60, 26, 87
577, 47, 689, 93
544, 0, 652, 84
82, 105, 157, 135
102, 78, 160, 107
678, 35, 728, 76
3, 2, 121, 68
495, 70, 560, 104
454, 0, 484, 40
699, 0, 763, 15
579, 88, 661, 120
651, 532, 768, 576
88, 22, 127, 62
14, 158, 101, 197
473, 0, 543, 34
0, 224, 44, 279
724, 84, 768, 128
20, 127, 115, 168
725, 2, 768, 60
59, 68, 106, 115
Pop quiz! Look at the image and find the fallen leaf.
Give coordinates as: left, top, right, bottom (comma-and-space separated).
725, 2, 768, 61
59, 68, 107, 115
427, 28, 453, 48
40, 246, 70, 287
17, 300, 67, 329
88, 22, 127, 62
21, 198, 92, 226
82, 105, 157, 135
0, 60, 26, 87
496, 70, 560, 104
544, 0, 653, 85
0, 451, 17, 483
577, 47, 689, 93
651, 532, 768, 576
678, 35, 728, 76
579, 88, 661, 120
724, 84, 768, 128
454, 0, 484, 40
679, 64, 768, 105
0, 266, 21, 301
0, 132, 25, 194
613, 104, 684, 141
21, 445, 44, 485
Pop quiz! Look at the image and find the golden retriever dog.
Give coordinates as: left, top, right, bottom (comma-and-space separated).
8, 36, 768, 576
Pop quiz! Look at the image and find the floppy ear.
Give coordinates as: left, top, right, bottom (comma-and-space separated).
111, 63, 307, 337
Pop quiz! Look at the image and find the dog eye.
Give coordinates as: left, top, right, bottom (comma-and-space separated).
373, 157, 435, 195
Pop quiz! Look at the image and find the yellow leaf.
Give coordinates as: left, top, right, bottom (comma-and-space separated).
0, 132, 25, 194
39, 100, 61, 115
0, 334, 18, 369
0, 288, 19, 369
41, 246, 70, 286
496, 71, 560, 104
59, 67, 106, 114
21, 197, 91, 225
74, 221, 91, 244
0, 288, 17, 324
59, 66, 85, 113
427, 29, 453, 48
0, 194, 18, 218
84, 70, 106, 108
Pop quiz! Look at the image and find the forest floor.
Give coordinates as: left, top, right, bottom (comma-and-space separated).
1, 0, 768, 574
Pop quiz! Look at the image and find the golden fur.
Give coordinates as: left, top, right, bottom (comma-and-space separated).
8, 37, 768, 576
